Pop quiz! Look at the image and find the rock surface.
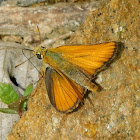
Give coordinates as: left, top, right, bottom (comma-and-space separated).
5, 0, 140, 139
0, 2, 100, 140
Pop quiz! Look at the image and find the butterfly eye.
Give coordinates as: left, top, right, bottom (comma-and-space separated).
36, 53, 42, 59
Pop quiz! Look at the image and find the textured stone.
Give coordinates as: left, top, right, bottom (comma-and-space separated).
0, 2, 99, 46
0, 0, 48, 7
7, 0, 140, 139
0, 2, 100, 140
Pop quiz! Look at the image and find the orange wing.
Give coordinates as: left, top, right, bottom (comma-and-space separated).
51, 42, 117, 76
45, 67, 86, 113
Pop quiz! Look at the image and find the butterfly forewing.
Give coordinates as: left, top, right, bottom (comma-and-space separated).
50, 42, 117, 76
45, 67, 85, 113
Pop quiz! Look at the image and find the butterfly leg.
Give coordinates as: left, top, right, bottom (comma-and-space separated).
40, 67, 45, 77
41, 62, 50, 77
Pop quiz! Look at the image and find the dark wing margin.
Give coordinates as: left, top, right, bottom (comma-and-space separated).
45, 67, 56, 108
45, 67, 86, 113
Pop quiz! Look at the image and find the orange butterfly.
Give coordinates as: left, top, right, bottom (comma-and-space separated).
33, 42, 117, 113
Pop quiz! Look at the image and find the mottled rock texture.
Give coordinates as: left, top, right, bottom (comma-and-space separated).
0, 2, 99, 140
7, 0, 140, 139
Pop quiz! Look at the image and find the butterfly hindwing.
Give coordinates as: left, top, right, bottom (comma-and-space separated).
45, 67, 86, 113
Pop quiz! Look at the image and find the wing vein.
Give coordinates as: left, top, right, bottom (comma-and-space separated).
53, 72, 64, 111
57, 78, 71, 109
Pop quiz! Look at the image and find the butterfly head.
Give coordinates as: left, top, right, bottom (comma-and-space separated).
33, 46, 47, 59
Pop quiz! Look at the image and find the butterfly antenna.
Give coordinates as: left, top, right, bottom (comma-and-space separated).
16, 27, 44, 85
22, 49, 44, 79
22, 49, 41, 73
37, 26, 42, 44
17, 48, 44, 86
15, 49, 34, 68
